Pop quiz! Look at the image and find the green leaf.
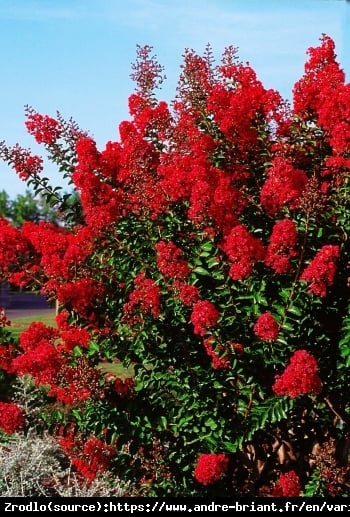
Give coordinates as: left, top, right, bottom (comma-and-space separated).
204, 417, 218, 430
192, 266, 210, 276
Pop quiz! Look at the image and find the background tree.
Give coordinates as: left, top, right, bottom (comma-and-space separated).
0, 190, 11, 220
0, 188, 81, 227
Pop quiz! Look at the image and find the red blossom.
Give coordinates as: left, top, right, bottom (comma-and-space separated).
265, 219, 299, 274
300, 245, 340, 297
253, 312, 280, 342
114, 377, 135, 398
12, 341, 65, 386
221, 224, 265, 280
193, 453, 229, 485
0, 402, 25, 434
21, 222, 95, 281
272, 349, 322, 398
203, 337, 231, 370
59, 432, 116, 481
123, 272, 161, 322
260, 157, 308, 215
293, 35, 345, 120
155, 240, 190, 280
202, 338, 243, 369
172, 280, 200, 307
48, 357, 104, 405
19, 321, 59, 352
59, 325, 91, 352
0, 344, 16, 373
10, 145, 43, 181
272, 470, 302, 497
0, 217, 36, 283
190, 300, 220, 336
56, 278, 105, 321
25, 112, 62, 145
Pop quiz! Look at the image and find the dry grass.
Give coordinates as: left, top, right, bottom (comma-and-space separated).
0, 430, 128, 496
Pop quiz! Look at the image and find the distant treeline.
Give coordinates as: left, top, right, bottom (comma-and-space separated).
0, 189, 81, 227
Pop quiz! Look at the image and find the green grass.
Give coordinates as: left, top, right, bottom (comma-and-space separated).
7, 312, 57, 341
7, 312, 133, 379
98, 360, 135, 379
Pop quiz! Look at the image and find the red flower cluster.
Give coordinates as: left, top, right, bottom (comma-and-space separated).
203, 337, 231, 370
300, 244, 340, 297
58, 325, 91, 352
123, 272, 161, 321
202, 339, 243, 369
22, 222, 95, 281
0, 344, 16, 373
221, 224, 265, 280
56, 278, 105, 321
293, 35, 345, 120
272, 470, 301, 497
172, 280, 199, 307
19, 321, 59, 351
49, 357, 104, 405
4, 144, 44, 181
155, 240, 190, 280
265, 219, 299, 274
25, 111, 62, 145
260, 157, 308, 215
59, 431, 116, 481
0, 319, 103, 407
190, 300, 220, 336
0, 402, 25, 434
193, 453, 229, 485
208, 56, 283, 150
0, 217, 35, 284
253, 312, 279, 342
272, 349, 322, 398
13, 340, 64, 386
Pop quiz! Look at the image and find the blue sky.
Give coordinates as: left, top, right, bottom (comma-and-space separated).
0, 0, 348, 198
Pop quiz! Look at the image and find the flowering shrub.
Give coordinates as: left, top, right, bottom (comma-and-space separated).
0, 35, 349, 496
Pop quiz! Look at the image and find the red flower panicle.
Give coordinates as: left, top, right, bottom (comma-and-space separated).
194, 453, 229, 485
253, 312, 279, 342
203, 337, 230, 370
260, 157, 308, 215
190, 300, 220, 336
0, 344, 16, 373
272, 470, 301, 497
172, 280, 200, 307
0, 402, 25, 434
300, 245, 340, 297
114, 377, 135, 398
272, 349, 322, 398
265, 219, 299, 274
25, 111, 62, 145
49, 357, 104, 405
221, 224, 265, 281
59, 432, 116, 481
155, 240, 189, 280
123, 272, 161, 322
